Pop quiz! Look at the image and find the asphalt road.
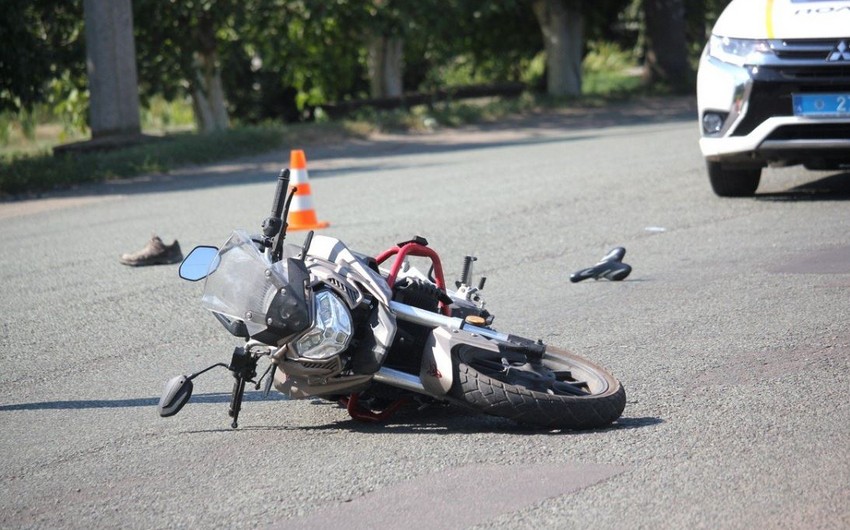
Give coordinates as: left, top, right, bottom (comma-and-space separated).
1, 97, 848, 529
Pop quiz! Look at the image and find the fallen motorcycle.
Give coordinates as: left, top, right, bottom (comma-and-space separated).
158, 169, 626, 429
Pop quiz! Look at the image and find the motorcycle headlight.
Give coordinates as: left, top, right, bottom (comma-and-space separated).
708, 35, 773, 67
294, 290, 352, 360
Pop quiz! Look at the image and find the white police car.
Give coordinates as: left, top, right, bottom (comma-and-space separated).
697, 0, 850, 196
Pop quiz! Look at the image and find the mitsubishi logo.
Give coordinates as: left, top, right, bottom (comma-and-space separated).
827, 40, 850, 61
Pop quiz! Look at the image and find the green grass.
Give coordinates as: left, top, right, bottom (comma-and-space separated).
582, 41, 644, 97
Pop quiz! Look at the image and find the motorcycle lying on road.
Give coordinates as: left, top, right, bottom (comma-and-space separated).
158, 169, 626, 430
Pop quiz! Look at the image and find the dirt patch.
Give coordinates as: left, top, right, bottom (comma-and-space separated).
770, 245, 850, 275
693, 340, 848, 388
282, 462, 625, 529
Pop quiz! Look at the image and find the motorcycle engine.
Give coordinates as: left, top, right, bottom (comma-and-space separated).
383, 278, 449, 373
392, 277, 445, 312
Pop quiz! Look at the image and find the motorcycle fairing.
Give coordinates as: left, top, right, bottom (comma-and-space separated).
273, 369, 372, 399
200, 230, 311, 344
350, 303, 396, 374
304, 235, 393, 307
302, 235, 399, 376
421, 326, 503, 396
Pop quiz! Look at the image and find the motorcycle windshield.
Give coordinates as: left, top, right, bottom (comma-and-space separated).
201, 230, 290, 337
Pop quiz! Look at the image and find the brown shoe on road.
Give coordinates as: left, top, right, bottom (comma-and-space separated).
119, 235, 183, 266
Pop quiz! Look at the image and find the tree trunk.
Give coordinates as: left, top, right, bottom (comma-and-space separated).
191, 51, 229, 132
191, 13, 229, 132
643, 0, 691, 91
83, 0, 141, 138
367, 35, 403, 98
532, 0, 583, 97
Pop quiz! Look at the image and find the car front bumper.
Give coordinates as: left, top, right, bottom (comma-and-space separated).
697, 52, 850, 166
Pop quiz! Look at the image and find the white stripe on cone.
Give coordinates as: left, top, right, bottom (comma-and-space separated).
290, 168, 308, 184
289, 194, 315, 211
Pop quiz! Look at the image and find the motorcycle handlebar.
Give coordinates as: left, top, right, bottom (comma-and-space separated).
265, 168, 301, 262
270, 169, 291, 220
262, 169, 291, 243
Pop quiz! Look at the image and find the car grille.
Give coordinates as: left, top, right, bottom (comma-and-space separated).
764, 124, 850, 141
731, 79, 850, 136
775, 65, 850, 81
729, 38, 850, 137
732, 85, 792, 136
773, 39, 844, 62
731, 72, 850, 137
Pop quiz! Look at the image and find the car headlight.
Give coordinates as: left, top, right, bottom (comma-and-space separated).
293, 290, 352, 360
708, 35, 773, 66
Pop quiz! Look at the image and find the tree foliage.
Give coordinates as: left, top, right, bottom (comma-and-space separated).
0, 0, 85, 113
1, 0, 729, 130
643, 0, 690, 90
134, 0, 371, 124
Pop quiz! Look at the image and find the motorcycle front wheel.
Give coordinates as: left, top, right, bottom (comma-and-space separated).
449, 345, 626, 429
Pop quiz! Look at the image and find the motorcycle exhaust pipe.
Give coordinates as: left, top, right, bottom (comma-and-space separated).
374, 366, 427, 395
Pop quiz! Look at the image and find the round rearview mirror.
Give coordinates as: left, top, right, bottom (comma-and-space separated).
179, 246, 220, 281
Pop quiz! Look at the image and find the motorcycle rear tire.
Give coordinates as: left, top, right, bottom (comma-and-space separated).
449, 346, 626, 430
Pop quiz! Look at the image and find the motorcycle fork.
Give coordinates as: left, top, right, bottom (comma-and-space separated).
228, 346, 258, 428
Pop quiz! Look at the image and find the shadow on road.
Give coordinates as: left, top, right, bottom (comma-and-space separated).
0, 390, 287, 411
306, 413, 662, 435
66, 134, 597, 198
222, 400, 663, 435
1, 390, 662, 434
756, 171, 850, 201
2, 390, 662, 434
4, 97, 697, 204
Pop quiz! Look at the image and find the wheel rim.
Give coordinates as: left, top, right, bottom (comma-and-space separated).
456, 345, 611, 397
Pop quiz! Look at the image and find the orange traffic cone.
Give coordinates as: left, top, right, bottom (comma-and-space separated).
286, 149, 329, 231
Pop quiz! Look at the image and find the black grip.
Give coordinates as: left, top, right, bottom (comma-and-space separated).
460, 255, 476, 286
270, 168, 291, 219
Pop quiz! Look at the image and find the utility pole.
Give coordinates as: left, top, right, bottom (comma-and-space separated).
82, 0, 141, 140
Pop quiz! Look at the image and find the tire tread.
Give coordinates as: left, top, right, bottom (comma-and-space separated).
451, 362, 626, 430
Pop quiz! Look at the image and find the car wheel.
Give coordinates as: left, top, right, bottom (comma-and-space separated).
707, 161, 761, 197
